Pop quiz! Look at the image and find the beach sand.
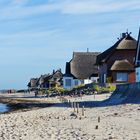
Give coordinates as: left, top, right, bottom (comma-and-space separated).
0, 93, 140, 140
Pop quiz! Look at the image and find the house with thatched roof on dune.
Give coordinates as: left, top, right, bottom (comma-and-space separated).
96, 32, 137, 84
37, 74, 51, 88
63, 52, 100, 89
27, 69, 63, 90
27, 78, 38, 91
37, 69, 63, 88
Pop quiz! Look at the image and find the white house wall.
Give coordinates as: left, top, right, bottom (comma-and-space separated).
90, 77, 98, 83
63, 76, 99, 89
84, 79, 93, 85
63, 77, 82, 89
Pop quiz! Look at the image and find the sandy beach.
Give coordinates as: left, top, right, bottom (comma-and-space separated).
0, 93, 140, 140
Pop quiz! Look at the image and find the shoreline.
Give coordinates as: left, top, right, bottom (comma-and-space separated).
0, 97, 56, 114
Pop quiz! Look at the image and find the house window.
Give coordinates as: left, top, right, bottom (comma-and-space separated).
74, 80, 79, 86
116, 72, 128, 82
65, 79, 72, 86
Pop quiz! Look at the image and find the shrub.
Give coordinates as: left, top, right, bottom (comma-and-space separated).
93, 84, 100, 92
101, 87, 110, 93
92, 84, 116, 94
47, 87, 70, 95
108, 84, 116, 92
73, 84, 85, 90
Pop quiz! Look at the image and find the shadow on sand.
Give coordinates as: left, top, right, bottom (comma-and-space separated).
1, 90, 140, 114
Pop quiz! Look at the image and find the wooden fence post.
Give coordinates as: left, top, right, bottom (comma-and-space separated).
98, 116, 100, 123
77, 103, 79, 114
74, 102, 76, 112
82, 106, 85, 116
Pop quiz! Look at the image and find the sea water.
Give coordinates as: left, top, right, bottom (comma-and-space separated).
0, 103, 8, 113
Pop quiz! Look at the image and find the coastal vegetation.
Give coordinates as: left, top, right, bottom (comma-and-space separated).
37, 83, 116, 97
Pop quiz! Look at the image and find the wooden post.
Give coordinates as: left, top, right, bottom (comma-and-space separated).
71, 102, 73, 108
60, 94, 61, 101
98, 116, 100, 123
74, 102, 76, 112
77, 103, 79, 114
69, 100, 71, 107
82, 106, 85, 116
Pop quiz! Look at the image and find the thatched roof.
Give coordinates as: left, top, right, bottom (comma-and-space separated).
110, 59, 134, 71
38, 74, 52, 85
52, 69, 63, 79
66, 52, 100, 79
117, 35, 137, 49
38, 70, 63, 85
96, 33, 137, 65
28, 78, 38, 88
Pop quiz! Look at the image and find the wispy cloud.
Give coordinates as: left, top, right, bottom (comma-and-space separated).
11, 0, 29, 6
60, 0, 140, 14
0, 0, 140, 21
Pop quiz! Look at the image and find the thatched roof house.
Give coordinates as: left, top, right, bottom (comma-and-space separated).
37, 69, 63, 88
27, 78, 38, 89
70, 52, 100, 79
96, 32, 137, 84
63, 52, 100, 89
96, 33, 137, 65
49, 69, 63, 87
37, 74, 51, 88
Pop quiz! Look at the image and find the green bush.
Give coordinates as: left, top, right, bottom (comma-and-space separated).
101, 87, 110, 93
47, 87, 70, 95
101, 85, 116, 93
108, 84, 116, 92
93, 84, 100, 92
92, 84, 116, 93
73, 84, 85, 90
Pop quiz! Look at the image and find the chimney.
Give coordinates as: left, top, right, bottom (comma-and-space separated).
53, 69, 55, 74
121, 33, 126, 38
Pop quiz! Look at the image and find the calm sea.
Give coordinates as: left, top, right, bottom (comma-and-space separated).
0, 103, 8, 113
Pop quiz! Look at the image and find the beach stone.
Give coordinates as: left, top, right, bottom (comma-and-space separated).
70, 113, 77, 118
114, 113, 118, 116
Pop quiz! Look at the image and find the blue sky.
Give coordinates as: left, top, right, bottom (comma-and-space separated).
0, 0, 140, 89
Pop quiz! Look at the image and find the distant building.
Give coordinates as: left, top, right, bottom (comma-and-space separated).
27, 69, 63, 90
135, 28, 140, 82
63, 52, 100, 89
48, 69, 63, 87
37, 69, 63, 89
37, 74, 51, 89
96, 32, 137, 84
27, 78, 38, 91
